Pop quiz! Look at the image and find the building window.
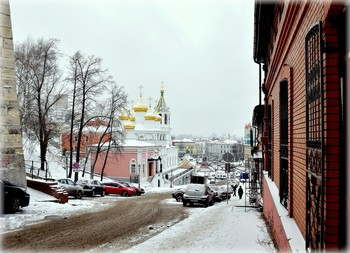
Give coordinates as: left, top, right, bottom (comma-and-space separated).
74, 135, 78, 142
279, 79, 289, 209
305, 21, 324, 250
268, 104, 272, 178
85, 136, 89, 142
130, 159, 136, 174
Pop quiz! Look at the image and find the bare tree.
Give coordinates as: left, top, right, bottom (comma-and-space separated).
93, 85, 126, 180
66, 52, 80, 178
15, 37, 65, 170
66, 51, 126, 180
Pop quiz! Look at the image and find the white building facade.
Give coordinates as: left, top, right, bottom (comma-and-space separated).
117, 87, 178, 186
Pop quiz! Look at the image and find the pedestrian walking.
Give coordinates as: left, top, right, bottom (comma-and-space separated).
232, 185, 237, 196
238, 185, 243, 200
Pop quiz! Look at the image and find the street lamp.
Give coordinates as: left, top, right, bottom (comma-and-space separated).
138, 164, 141, 188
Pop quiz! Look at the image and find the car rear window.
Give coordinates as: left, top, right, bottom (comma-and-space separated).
186, 184, 205, 191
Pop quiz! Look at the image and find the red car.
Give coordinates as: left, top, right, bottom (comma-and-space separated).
102, 182, 136, 197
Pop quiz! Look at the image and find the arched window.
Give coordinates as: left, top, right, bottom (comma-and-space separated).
130, 159, 136, 174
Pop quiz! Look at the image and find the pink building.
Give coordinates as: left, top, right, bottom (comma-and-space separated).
91, 140, 162, 182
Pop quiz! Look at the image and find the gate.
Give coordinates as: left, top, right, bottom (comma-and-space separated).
305, 21, 324, 250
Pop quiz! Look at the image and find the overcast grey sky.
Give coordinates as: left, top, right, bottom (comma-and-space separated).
10, 0, 259, 138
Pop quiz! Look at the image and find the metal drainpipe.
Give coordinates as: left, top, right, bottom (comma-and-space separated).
346, 14, 350, 250
259, 63, 262, 106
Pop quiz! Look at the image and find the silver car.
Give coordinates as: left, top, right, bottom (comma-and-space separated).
182, 184, 215, 207
56, 178, 84, 199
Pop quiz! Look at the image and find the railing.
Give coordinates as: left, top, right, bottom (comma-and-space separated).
24, 160, 52, 180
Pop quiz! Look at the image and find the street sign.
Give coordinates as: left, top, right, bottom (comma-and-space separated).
73, 162, 80, 171
222, 152, 233, 163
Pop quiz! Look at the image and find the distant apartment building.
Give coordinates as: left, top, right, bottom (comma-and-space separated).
252, 0, 347, 251
205, 140, 243, 162
172, 139, 203, 158
51, 94, 69, 123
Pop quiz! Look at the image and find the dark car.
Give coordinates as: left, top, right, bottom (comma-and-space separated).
210, 185, 232, 202
76, 179, 105, 197
172, 187, 185, 202
1, 179, 30, 214
56, 178, 84, 199
182, 183, 215, 208
119, 181, 145, 196
102, 182, 136, 196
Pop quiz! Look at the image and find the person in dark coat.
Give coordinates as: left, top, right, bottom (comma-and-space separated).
238, 185, 244, 200
232, 184, 237, 196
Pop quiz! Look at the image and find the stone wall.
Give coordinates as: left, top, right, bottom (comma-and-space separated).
0, 0, 26, 188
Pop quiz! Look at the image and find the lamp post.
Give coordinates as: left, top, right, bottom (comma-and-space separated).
138, 164, 141, 188
137, 148, 141, 187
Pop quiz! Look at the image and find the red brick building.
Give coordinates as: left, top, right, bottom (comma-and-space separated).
252, 0, 347, 251
61, 119, 111, 158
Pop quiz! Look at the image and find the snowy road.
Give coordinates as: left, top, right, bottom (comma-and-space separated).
2, 192, 188, 252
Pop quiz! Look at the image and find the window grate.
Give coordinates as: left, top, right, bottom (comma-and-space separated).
279, 79, 289, 209
305, 21, 324, 251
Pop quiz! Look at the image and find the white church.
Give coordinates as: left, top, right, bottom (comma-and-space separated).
94, 86, 179, 187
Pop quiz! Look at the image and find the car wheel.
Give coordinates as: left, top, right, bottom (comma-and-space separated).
91, 190, 96, 197
136, 192, 141, 196
182, 200, 187, 207
8, 198, 21, 213
205, 198, 209, 207
101, 190, 105, 197
76, 191, 83, 199
175, 194, 183, 202
121, 191, 128, 197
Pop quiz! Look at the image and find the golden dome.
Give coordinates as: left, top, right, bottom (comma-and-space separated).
134, 103, 148, 112
154, 108, 161, 122
118, 109, 129, 121
134, 96, 148, 112
129, 110, 135, 121
144, 108, 156, 121
154, 114, 161, 122
118, 114, 129, 121
124, 120, 135, 130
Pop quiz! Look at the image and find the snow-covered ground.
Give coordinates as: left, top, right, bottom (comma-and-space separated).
1, 139, 276, 252
121, 191, 276, 253
1, 182, 276, 253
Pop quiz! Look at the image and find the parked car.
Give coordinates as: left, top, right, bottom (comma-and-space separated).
172, 187, 185, 202
56, 178, 84, 199
102, 181, 136, 196
76, 179, 105, 197
1, 179, 30, 214
182, 183, 215, 208
119, 181, 145, 196
210, 185, 232, 202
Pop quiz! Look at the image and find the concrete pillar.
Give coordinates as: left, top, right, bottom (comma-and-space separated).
0, 0, 26, 187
